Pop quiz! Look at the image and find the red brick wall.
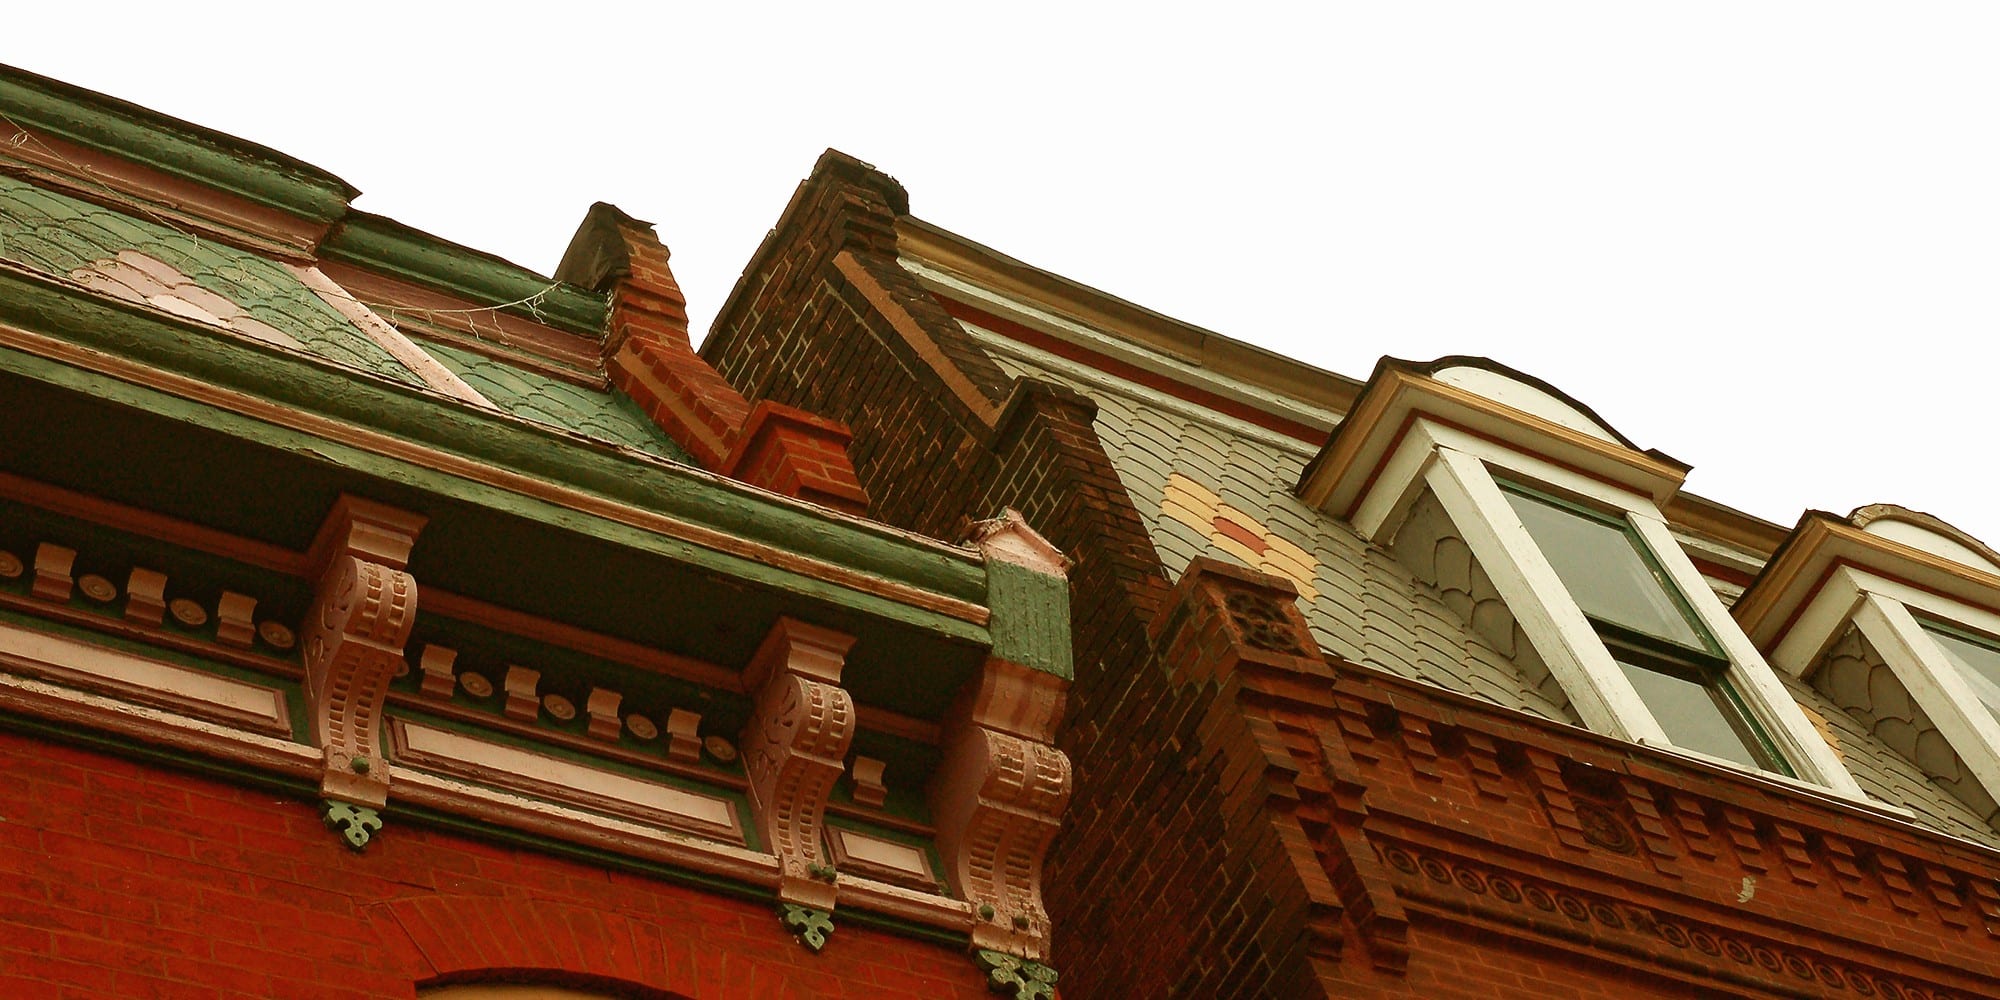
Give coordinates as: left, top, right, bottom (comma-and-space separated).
0, 729, 987, 999
699, 156, 1324, 998
696, 154, 2000, 999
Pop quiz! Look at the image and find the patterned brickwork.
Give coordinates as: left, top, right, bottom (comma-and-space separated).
697, 150, 2000, 998
699, 156, 1320, 997
0, 729, 985, 999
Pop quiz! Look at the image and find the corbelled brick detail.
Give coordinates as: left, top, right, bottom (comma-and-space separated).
721, 401, 870, 515
699, 150, 2000, 999
557, 202, 869, 513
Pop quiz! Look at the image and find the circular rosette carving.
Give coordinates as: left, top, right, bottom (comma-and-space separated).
1574, 801, 1638, 855
1222, 590, 1311, 655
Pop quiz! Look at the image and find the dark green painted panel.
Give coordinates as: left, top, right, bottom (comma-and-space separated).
0, 67, 354, 222
985, 559, 1072, 679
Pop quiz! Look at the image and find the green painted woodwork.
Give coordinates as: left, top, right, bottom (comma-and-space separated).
320, 214, 608, 337
323, 800, 383, 850
0, 176, 423, 385
974, 950, 1058, 1000
416, 338, 689, 461
984, 559, 1073, 679
0, 67, 356, 224
780, 903, 835, 953
0, 266, 987, 631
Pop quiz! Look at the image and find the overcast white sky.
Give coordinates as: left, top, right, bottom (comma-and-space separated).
10, 4, 2000, 542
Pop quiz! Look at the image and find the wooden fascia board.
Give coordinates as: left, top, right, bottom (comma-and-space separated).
1661, 492, 1789, 560
0, 65, 355, 224
0, 266, 992, 640
896, 218, 1362, 417
1302, 368, 1690, 519
1738, 515, 2000, 652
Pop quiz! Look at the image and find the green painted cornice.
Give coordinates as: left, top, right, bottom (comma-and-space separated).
0, 263, 986, 641
0, 64, 356, 224
320, 213, 609, 337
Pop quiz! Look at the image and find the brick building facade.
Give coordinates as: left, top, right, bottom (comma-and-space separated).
0, 67, 1070, 999
698, 152, 2000, 998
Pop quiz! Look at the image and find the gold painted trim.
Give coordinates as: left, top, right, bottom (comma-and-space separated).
1737, 515, 2000, 647
1309, 368, 1690, 518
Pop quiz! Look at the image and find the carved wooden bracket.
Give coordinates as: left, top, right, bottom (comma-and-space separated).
301, 496, 424, 811
741, 617, 857, 913
934, 657, 1072, 961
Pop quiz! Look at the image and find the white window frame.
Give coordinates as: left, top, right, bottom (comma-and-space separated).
1372, 423, 1859, 794
1770, 562, 2000, 807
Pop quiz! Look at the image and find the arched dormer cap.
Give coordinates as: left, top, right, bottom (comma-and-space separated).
1849, 504, 2000, 576
1739, 504, 2000, 658
1297, 354, 1691, 521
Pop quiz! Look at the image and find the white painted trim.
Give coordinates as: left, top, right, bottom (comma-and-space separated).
1422, 446, 1652, 741
391, 719, 743, 842
0, 670, 318, 775
0, 619, 290, 733
1768, 566, 1868, 678
1851, 595, 2000, 810
1632, 513, 1864, 796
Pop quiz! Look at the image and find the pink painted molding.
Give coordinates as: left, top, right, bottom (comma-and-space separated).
932, 657, 1072, 961
301, 495, 425, 807
740, 616, 857, 912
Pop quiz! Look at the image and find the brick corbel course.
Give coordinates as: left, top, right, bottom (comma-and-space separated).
1152, 557, 1411, 977
556, 202, 870, 513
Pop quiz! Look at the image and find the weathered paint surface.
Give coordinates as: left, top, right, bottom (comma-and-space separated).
985, 559, 1072, 679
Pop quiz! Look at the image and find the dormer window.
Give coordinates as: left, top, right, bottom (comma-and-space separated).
1297, 357, 1859, 795
1737, 505, 2000, 827
1501, 485, 1788, 772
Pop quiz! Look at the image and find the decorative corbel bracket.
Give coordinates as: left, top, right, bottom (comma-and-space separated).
741, 617, 857, 945
934, 659, 1073, 961
301, 496, 424, 848
939, 510, 1075, 966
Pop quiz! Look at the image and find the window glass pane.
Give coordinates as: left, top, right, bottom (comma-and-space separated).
1613, 657, 1765, 769
1503, 490, 1705, 649
1920, 623, 2000, 721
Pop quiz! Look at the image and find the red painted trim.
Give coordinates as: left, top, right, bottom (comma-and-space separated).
935, 296, 1330, 446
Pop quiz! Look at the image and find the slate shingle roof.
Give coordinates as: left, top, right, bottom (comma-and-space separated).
0, 175, 423, 385
416, 339, 689, 462
974, 321, 2000, 850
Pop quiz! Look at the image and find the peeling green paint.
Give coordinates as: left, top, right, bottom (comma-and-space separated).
0, 267, 989, 642
984, 559, 1072, 679
417, 337, 688, 461
0, 175, 421, 384
0, 68, 355, 224
320, 214, 608, 336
